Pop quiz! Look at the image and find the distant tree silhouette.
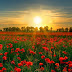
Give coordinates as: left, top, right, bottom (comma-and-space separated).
44, 26, 48, 32
3, 28, 6, 31
34, 27, 38, 32
51, 27, 53, 32
57, 29, 59, 32
69, 27, 72, 32
65, 28, 68, 32
8, 27, 12, 31
61, 27, 64, 32
26, 27, 30, 32
39, 27, 44, 32
30, 27, 34, 32
21, 27, 26, 32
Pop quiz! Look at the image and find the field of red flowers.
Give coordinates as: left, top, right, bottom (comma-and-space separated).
0, 34, 72, 72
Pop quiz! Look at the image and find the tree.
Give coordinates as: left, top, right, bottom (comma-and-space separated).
26, 27, 30, 32
30, 27, 34, 32
39, 27, 44, 32
44, 26, 48, 32
69, 27, 72, 32
61, 27, 64, 32
21, 27, 26, 32
34, 27, 38, 32
3, 28, 6, 31
51, 27, 53, 32
8, 27, 12, 31
65, 28, 68, 32
57, 29, 59, 32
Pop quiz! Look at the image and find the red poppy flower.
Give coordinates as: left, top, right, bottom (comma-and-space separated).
15, 48, 20, 52
40, 67, 44, 71
18, 63, 23, 67
41, 55, 45, 59
0, 44, 3, 50
51, 70, 56, 72
0, 63, 3, 67
0, 53, 3, 55
50, 60, 55, 64
59, 57, 65, 61
0, 70, 2, 72
21, 60, 26, 65
2, 67, 7, 71
63, 67, 67, 72
43, 47, 49, 51
17, 57, 21, 61
26, 61, 33, 66
39, 52, 42, 54
45, 58, 50, 63
4, 52, 8, 56
69, 63, 72, 68
30, 50, 36, 55
11, 60, 15, 65
32, 46, 35, 49
16, 68, 21, 72
39, 63, 43, 66
53, 55, 56, 57
55, 63, 59, 67
62, 51, 67, 54
20, 48, 25, 52
3, 56, 7, 60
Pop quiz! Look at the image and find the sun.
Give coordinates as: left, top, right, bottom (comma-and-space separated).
34, 16, 42, 24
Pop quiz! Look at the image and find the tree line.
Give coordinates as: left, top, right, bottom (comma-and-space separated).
0, 26, 72, 32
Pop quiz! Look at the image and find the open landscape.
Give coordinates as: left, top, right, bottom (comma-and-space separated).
0, 0, 72, 72
0, 32, 72, 72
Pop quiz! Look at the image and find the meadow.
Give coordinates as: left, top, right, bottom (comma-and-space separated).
0, 32, 72, 72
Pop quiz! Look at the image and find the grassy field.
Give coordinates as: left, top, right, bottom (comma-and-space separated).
0, 32, 72, 72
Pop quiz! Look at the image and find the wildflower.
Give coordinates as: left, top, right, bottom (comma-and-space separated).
18, 63, 23, 67
11, 60, 15, 65
30, 50, 36, 55
3, 56, 7, 60
40, 67, 44, 71
0, 63, 3, 67
41, 55, 45, 59
32, 46, 35, 49
50, 60, 55, 64
4, 52, 8, 56
51, 70, 56, 72
0, 44, 3, 50
0, 70, 2, 72
39, 52, 42, 54
39, 63, 43, 66
15, 48, 20, 52
43, 47, 49, 51
59, 57, 65, 61
21, 60, 26, 65
17, 57, 21, 61
26, 61, 33, 66
53, 55, 56, 57
45, 58, 50, 63
20, 48, 25, 52
69, 63, 72, 68
0, 53, 3, 55
2, 67, 7, 71
16, 68, 21, 72
51, 47, 54, 49
63, 67, 67, 72
62, 51, 67, 54
55, 63, 59, 67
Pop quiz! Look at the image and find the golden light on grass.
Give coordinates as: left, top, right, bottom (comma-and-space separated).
34, 16, 42, 24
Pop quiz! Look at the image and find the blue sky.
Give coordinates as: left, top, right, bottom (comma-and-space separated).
0, 0, 72, 30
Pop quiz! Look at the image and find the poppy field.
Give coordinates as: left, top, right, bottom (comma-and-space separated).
0, 34, 72, 72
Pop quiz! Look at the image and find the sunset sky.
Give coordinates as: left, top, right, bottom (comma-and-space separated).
0, 0, 72, 30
